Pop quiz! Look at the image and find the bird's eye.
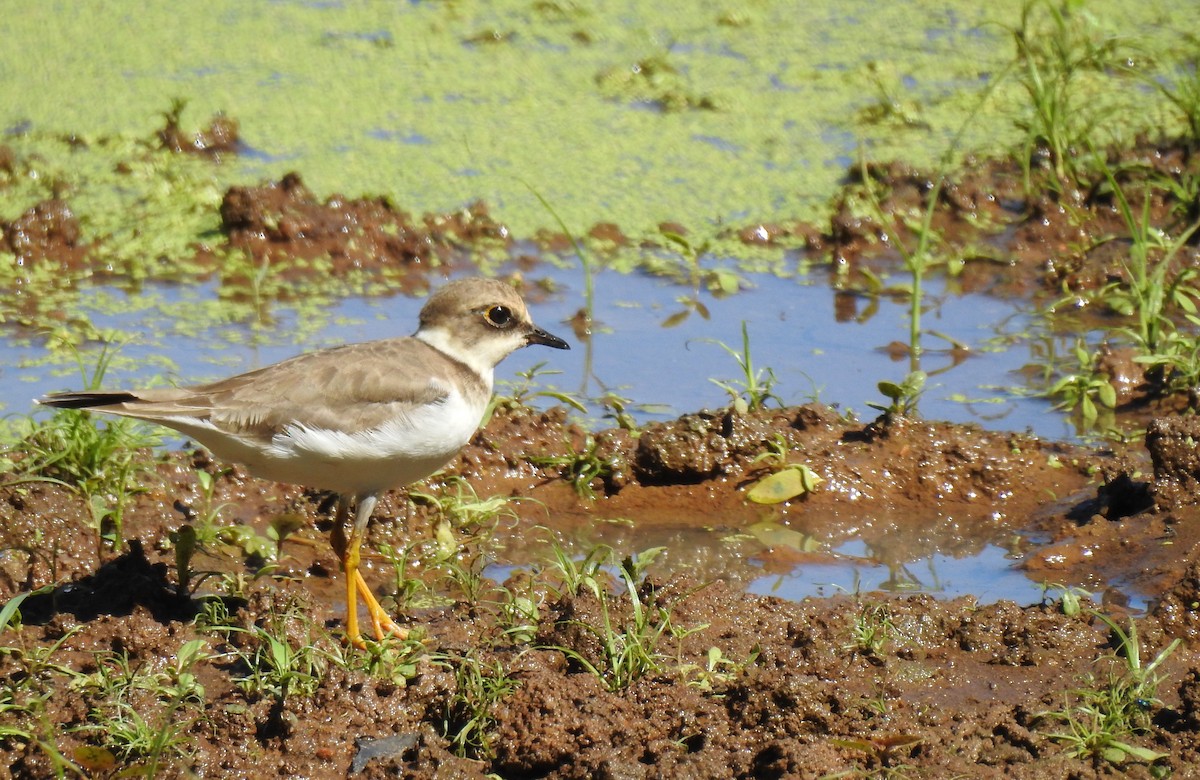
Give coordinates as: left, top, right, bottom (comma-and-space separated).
485, 305, 513, 327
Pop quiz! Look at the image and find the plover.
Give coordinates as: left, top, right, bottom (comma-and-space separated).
38, 277, 570, 645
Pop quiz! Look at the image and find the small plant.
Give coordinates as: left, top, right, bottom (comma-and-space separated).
677, 644, 760, 693
656, 231, 743, 327
378, 540, 433, 613
70, 639, 209, 777
178, 468, 233, 535
23, 344, 160, 551
78, 701, 190, 776
327, 632, 425, 688
1096, 167, 1200, 359
1037, 612, 1181, 765
868, 370, 927, 420
1043, 339, 1117, 425
441, 652, 520, 759
843, 603, 896, 659
484, 363, 587, 424
704, 321, 782, 413
598, 391, 640, 433
1038, 582, 1093, 617
1063, 156, 1200, 400
0, 598, 86, 775
1006, 0, 1122, 190
539, 540, 611, 598
531, 434, 614, 500
437, 548, 492, 607
499, 586, 541, 645
228, 620, 325, 703
549, 548, 677, 691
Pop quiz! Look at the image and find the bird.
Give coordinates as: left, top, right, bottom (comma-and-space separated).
38, 277, 570, 646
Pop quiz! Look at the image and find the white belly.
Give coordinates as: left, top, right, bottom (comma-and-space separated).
187, 391, 484, 497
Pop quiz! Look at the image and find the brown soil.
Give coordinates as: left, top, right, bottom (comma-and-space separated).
5, 135, 1200, 778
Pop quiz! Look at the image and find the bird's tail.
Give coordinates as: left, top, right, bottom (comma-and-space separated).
38, 391, 139, 410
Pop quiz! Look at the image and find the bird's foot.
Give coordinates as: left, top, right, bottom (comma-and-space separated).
349, 569, 410, 645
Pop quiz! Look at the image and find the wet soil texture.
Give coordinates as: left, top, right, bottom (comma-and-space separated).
5, 134, 1200, 777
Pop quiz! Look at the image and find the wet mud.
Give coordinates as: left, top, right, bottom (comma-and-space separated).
5, 398, 1200, 778
6, 133, 1200, 777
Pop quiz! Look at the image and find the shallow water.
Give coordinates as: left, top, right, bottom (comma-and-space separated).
5, 264, 1111, 607
487, 530, 1096, 610
9, 264, 1071, 439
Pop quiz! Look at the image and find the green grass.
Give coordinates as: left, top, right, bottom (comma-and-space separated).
1006, 0, 1127, 192
1037, 612, 1181, 766
440, 651, 521, 760
539, 540, 611, 599
0, 607, 85, 777
675, 642, 758, 694
547, 547, 677, 691
1040, 152, 1200, 415
227, 623, 326, 704
0, 598, 216, 778
71, 639, 209, 777
530, 433, 615, 500
12, 344, 160, 551
843, 602, 897, 659
703, 321, 782, 414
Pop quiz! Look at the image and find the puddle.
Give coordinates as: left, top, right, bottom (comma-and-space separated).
486, 530, 1060, 609
3, 262, 1104, 608
7, 264, 1072, 436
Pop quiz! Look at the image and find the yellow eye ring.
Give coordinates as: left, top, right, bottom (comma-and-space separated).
486, 305, 513, 327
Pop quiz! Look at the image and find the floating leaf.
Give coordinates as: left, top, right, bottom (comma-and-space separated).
74, 746, 117, 772
746, 521, 821, 552
661, 309, 690, 328
1106, 741, 1167, 763
746, 465, 822, 504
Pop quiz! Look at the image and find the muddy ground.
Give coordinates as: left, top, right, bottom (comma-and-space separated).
5, 131, 1200, 778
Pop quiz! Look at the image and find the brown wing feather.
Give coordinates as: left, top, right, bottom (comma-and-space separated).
40, 338, 487, 441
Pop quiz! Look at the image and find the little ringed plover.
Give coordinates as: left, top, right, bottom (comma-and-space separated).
38, 277, 570, 646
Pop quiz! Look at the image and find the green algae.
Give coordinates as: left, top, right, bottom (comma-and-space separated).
2, 0, 1199, 435
2, 0, 1195, 248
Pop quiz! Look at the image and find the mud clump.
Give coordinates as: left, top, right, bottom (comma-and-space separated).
1154, 558, 1200, 641
1, 199, 86, 267
1146, 416, 1200, 509
632, 407, 827, 486
219, 172, 510, 276
157, 102, 240, 157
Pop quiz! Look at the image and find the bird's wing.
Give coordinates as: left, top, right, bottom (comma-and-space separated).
48, 339, 485, 443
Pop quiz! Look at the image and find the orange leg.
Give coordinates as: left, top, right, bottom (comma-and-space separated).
354, 569, 409, 641
334, 494, 407, 647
